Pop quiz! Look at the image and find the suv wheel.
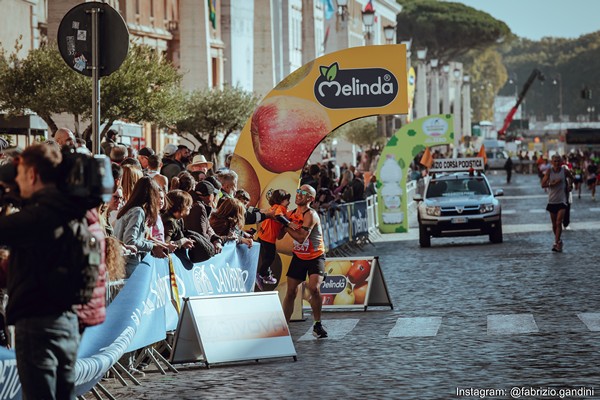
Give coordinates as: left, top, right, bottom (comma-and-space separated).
419, 224, 431, 248
489, 220, 503, 243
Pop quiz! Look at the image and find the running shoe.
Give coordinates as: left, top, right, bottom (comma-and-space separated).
260, 273, 278, 285
313, 322, 328, 339
557, 240, 563, 252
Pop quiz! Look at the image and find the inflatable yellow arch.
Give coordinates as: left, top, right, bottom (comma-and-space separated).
232, 45, 408, 297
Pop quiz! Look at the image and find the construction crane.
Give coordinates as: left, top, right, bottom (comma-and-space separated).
498, 69, 545, 139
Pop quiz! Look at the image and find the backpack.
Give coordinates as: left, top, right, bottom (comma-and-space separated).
49, 218, 102, 305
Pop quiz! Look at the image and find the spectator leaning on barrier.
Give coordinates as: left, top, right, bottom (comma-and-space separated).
114, 176, 169, 277
0, 143, 88, 399
184, 180, 223, 255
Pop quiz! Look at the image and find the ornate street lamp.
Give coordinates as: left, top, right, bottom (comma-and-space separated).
337, 0, 349, 21
361, 8, 375, 42
383, 24, 396, 44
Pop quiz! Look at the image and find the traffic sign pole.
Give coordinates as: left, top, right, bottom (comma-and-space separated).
89, 6, 101, 155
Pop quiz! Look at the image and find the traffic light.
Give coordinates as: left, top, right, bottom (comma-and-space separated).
581, 88, 593, 99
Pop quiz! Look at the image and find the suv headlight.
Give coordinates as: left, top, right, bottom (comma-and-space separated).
479, 204, 494, 213
426, 206, 441, 216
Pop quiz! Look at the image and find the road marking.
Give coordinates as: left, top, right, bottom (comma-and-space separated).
297, 318, 359, 341
590, 208, 600, 212
487, 314, 539, 335
388, 317, 442, 337
530, 209, 546, 213
577, 313, 600, 331
503, 210, 516, 214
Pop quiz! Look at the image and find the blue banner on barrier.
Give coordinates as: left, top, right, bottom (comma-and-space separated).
0, 242, 259, 399
351, 200, 369, 239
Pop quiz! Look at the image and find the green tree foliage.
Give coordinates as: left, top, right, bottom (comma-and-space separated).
395, 0, 511, 63
331, 117, 385, 171
0, 42, 88, 133
0, 42, 184, 138
93, 44, 185, 139
176, 86, 259, 165
499, 32, 600, 121
464, 49, 508, 122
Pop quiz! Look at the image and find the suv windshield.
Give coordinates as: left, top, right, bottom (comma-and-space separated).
426, 177, 490, 198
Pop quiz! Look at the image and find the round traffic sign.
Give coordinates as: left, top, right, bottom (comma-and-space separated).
57, 2, 129, 77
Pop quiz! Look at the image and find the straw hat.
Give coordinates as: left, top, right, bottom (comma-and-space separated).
187, 154, 213, 170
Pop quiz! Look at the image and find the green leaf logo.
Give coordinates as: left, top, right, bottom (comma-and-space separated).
412, 144, 425, 157
388, 136, 398, 146
320, 62, 339, 82
407, 129, 417, 137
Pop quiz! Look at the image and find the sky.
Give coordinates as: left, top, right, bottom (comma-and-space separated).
447, 0, 600, 41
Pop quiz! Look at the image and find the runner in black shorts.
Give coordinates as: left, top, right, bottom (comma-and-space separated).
281, 185, 328, 338
286, 254, 326, 281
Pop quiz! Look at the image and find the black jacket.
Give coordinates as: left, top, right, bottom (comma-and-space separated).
0, 187, 86, 324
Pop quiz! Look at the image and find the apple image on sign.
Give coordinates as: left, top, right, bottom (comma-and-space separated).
325, 260, 352, 277
251, 96, 332, 173
347, 260, 371, 285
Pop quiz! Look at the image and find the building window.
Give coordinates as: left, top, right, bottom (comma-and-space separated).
212, 57, 219, 89
135, 0, 140, 15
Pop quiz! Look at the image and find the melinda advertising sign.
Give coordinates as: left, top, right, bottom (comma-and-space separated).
314, 62, 399, 109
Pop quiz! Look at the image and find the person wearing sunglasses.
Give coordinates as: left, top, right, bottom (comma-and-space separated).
281, 185, 328, 339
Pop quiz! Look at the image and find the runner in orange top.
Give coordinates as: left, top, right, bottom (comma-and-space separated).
281, 184, 328, 338
256, 189, 291, 289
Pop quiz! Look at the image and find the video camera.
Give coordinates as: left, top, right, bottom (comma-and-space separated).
0, 145, 113, 209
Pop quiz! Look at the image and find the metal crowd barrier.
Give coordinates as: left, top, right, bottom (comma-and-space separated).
320, 194, 380, 257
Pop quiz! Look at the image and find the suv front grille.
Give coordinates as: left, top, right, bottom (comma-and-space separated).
441, 206, 481, 216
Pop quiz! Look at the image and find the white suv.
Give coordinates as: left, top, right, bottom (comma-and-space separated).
414, 172, 503, 247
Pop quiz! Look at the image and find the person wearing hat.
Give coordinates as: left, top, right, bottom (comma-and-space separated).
160, 145, 192, 183
187, 154, 213, 174
183, 180, 223, 255
137, 147, 155, 171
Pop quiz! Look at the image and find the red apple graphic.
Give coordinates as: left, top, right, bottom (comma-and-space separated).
347, 260, 371, 285
251, 96, 332, 173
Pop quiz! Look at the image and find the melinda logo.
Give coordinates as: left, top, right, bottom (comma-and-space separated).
314, 62, 399, 109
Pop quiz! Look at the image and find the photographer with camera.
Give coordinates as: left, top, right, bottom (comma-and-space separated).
0, 143, 91, 399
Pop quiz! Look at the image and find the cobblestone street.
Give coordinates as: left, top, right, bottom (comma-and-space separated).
101, 172, 600, 399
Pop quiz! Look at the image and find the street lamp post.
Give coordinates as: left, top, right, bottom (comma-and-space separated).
441, 64, 451, 114
462, 74, 471, 149
552, 73, 563, 130
429, 59, 440, 115
452, 67, 463, 158
415, 48, 428, 119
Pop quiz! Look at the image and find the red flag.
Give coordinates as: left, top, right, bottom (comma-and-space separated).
420, 147, 433, 169
477, 144, 488, 165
